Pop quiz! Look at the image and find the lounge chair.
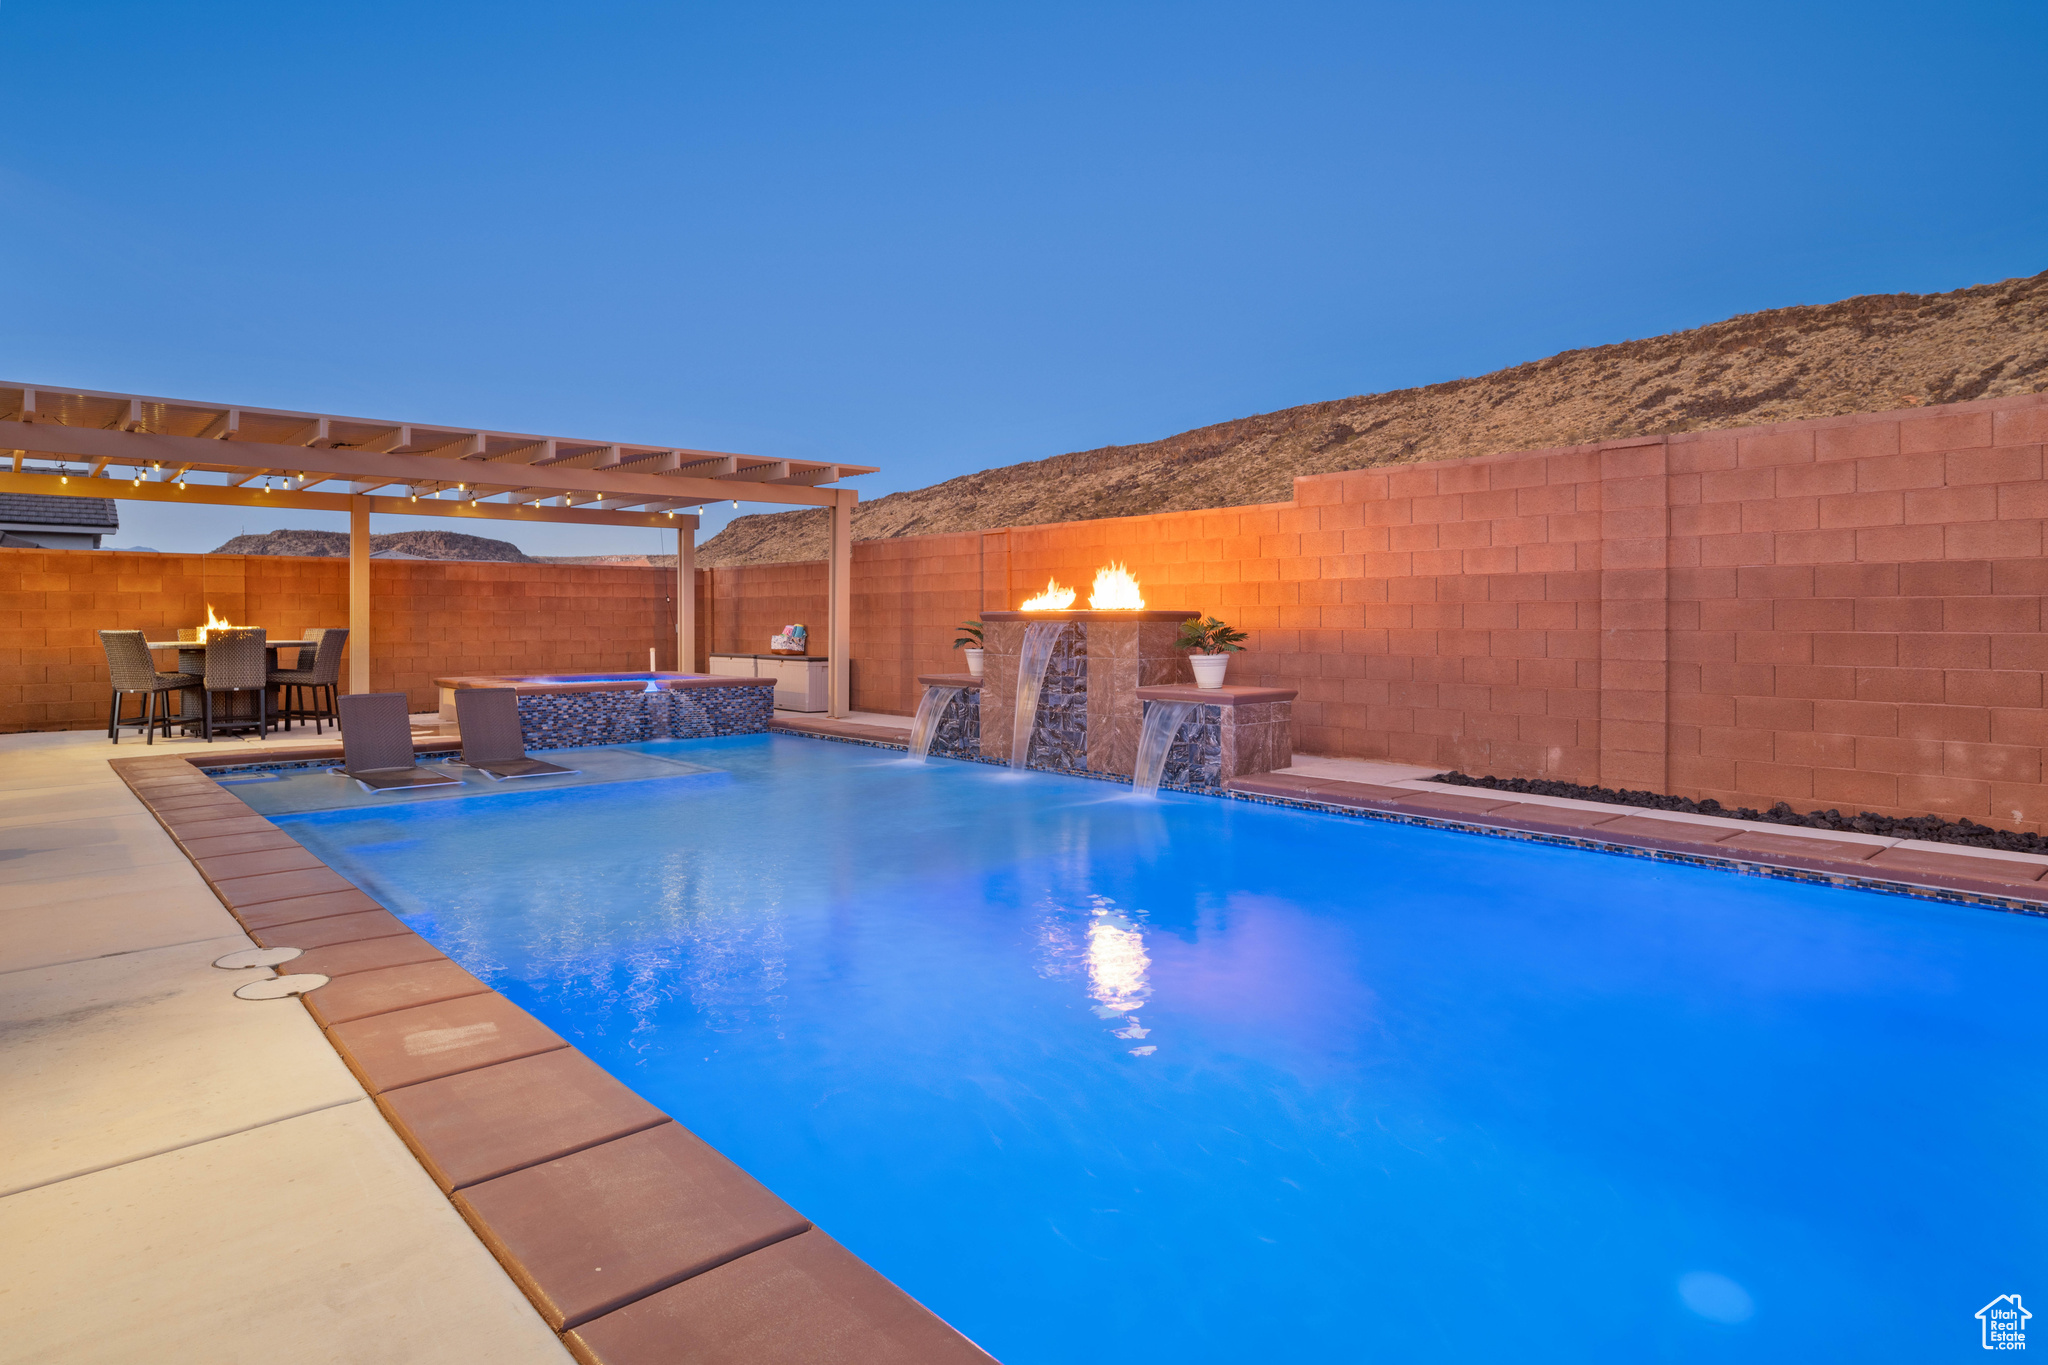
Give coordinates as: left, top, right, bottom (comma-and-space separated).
454, 688, 578, 780
334, 692, 463, 792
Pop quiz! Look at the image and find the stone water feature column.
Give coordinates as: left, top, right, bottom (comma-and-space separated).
976, 610, 1198, 775
1132, 684, 1298, 790
910, 672, 982, 759
913, 613, 1300, 784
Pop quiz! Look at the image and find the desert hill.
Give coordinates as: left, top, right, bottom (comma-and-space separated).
701, 270, 2048, 567
212, 528, 534, 561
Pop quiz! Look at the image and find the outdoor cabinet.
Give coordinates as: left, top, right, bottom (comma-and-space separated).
706, 653, 830, 712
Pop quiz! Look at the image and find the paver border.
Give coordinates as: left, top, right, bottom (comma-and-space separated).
106, 747, 997, 1365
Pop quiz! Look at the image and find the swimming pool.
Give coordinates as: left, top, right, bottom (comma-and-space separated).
269, 733, 2046, 1362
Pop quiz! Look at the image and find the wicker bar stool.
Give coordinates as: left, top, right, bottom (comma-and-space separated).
267, 628, 347, 734
198, 627, 273, 741
98, 630, 201, 745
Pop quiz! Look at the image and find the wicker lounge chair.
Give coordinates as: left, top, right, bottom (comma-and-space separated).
98, 630, 202, 744
269, 627, 347, 734
335, 692, 463, 792
454, 688, 578, 780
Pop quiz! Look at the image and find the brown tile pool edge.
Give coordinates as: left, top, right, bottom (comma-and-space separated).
768, 721, 2048, 917
107, 749, 998, 1365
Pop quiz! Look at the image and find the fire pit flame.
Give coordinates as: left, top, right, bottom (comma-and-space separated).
194, 605, 242, 643
1019, 577, 1077, 611
1088, 562, 1145, 610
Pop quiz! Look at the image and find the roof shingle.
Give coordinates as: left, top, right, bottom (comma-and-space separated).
0, 492, 119, 529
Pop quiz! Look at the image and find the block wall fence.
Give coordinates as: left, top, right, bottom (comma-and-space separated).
0, 554, 702, 731
5, 391, 2047, 831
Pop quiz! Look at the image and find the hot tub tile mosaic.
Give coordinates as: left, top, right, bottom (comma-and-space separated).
515, 684, 774, 751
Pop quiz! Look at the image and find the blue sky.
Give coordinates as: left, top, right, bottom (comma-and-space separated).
4, 0, 2043, 554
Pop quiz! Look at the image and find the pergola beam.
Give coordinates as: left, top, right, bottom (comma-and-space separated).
0, 469, 698, 529
0, 420, 842, 508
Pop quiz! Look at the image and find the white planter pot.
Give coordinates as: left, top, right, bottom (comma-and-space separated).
1189, 653, 1230, 689
963, 648, 985, 678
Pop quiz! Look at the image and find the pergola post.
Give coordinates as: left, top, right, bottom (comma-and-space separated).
676, 524, 696, 672
348, 498, 371, 694
827, 490, 853, 718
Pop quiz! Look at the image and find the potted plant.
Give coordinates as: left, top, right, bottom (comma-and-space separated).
1175, 615, 1248, 689
954, 620, 985, 677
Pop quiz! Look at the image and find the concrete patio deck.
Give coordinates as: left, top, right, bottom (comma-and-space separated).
0, 726, 572, 1364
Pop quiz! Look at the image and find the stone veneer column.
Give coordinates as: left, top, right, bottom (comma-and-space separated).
1135, 684, 1298, 786
977, 611, 1198, 772
1085, 620, 1195, 776
977, 617, 1023, 764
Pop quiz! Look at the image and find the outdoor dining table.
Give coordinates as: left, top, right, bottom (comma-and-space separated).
143, 638, 315, 727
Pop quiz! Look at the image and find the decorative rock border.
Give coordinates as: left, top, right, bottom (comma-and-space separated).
107, 746, 996, 1365
1223, 771, 2048, 917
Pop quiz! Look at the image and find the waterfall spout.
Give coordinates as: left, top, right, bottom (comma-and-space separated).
641, 682, 670, 740
909, 685, 963, 761
1133, 700, 1195, 796
1010, 621, 1064, 769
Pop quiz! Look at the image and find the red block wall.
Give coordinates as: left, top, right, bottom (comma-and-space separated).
7, 392, 2047, 830
715, 393, 2048, 831
0, 554, 687, 729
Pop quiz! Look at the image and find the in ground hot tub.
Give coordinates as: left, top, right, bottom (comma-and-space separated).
434, 672, 777, 749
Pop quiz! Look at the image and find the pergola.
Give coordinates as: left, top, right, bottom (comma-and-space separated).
0, 381, 871, 716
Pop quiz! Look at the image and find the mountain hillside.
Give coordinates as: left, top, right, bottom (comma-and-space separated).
212, 528, 533, 561
701, 270, 2048, 567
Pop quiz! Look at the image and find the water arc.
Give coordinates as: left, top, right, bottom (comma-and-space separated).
1133, 700, 1195, 795
1011, 621, 1064, 770
909, 685, 963, 762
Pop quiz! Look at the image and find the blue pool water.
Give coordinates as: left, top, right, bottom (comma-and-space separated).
271, 735, 2047, 1363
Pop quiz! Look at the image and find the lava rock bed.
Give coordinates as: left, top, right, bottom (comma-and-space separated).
1430, 771, 2048, 855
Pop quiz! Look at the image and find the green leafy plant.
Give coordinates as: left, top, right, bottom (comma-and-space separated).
953, 620, 984, 650
1176, 616, 1248, 655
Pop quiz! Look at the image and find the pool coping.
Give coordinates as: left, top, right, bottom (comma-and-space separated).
104, 746, 998, 1365
766, 718, 2048, 917
435, 673, 780, 697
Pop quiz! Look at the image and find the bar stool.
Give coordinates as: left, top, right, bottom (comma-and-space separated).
97, 630, 201, 744
268, 628, 348, 734
199, 627, 273, 741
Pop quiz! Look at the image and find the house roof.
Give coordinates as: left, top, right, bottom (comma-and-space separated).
0, 491, 118, 530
